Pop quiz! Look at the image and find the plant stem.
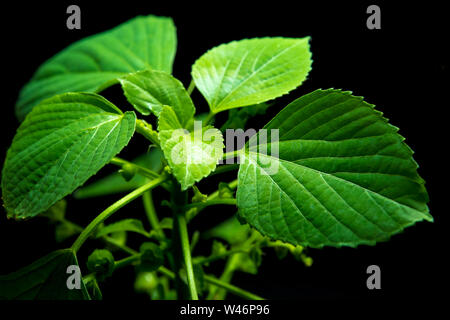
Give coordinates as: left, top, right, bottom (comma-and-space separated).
187, 179, 238, 222
110, 157, 160, 179
187, 79, 195, 95
113, 253, 142, 270
142, 190, 165, 238
156, 266, 264, 300
222, 149, 242, 161
135, 119, 160, 146
210, 164, 239, 176
203, 274, 264, 300
71, 175, 167, 253
194, 249, 248, 265
184, 198, 236, 210
203, 112, 215, 126
175, 212, 198, 300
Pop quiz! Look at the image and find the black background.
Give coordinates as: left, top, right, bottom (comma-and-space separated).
0, 0, 447, 306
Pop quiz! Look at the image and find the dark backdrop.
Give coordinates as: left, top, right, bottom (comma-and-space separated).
0, 0, 447, 304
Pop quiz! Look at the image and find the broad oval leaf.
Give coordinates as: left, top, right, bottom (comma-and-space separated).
2, 93, 136, 219
158, 106, 224, 190
237, 89, 432, 248
0, 249, 90, 300
192, 37, 312, 114
16, 15, 177, 120
119, 70, 195, 120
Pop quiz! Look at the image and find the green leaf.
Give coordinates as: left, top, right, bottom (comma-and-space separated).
0, 249, 90, 300
237, 89, 432, 248
158, 106, 224, 190
16, 15, 177, 120
192, 37, 312, 114
96, 219, 150, 238
2, 93, 136, 219
204, 216, 251, 245
119, 70, 195, 119
73, 149, 163, 199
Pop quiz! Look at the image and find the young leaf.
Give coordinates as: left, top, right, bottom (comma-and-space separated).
192, 37, 312, 114
16, 15, 177, 120
158, 106, 224, 190
96, 219, 150, 238
2, 93, 136, 219
119, 70, 195, 118
236, 89, 432, 248
0, 249, 90, 300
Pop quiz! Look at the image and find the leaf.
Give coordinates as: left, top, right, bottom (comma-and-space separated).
203, 216, 251, 245
158, 106, 224, 190
73, 149, 163, 199
16, 15, 177, 120
96, 219, 150, 238
119, 70, 195, 119
192, 37, 312, 114
2, 93, 136, 219
236, 89, 432, 248
0, 249, 90, 300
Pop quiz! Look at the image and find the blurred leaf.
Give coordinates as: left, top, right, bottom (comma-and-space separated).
203, 216, 251, 245
0, 249, 89, 300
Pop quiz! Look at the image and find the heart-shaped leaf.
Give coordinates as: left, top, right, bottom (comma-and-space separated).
0, 249, 89, 300
2, 93, 136, 219
16, 15, 177, 120
158, 106, 224, 190
237, 89, 432, 248
192, 37, 312, 114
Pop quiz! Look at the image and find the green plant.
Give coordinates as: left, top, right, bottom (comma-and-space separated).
0, 14, 431, 300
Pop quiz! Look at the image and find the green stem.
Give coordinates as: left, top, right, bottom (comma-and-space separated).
156, 266, 263, 300
110, 157, 160, 179
136, 119, 160, 146
222, 149, 242, 161
203, 274, 264, 300
187, 179, 238, 222
113, 253, 142, 270
142, 190, 165, 238
71, 175, 167, 253
184, 198, 236, 210
203, 112, 215, 126
194, 249, 248, 265
210, 164, 239, 176
175, 212, 198, 300
187, 79, 195, 95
